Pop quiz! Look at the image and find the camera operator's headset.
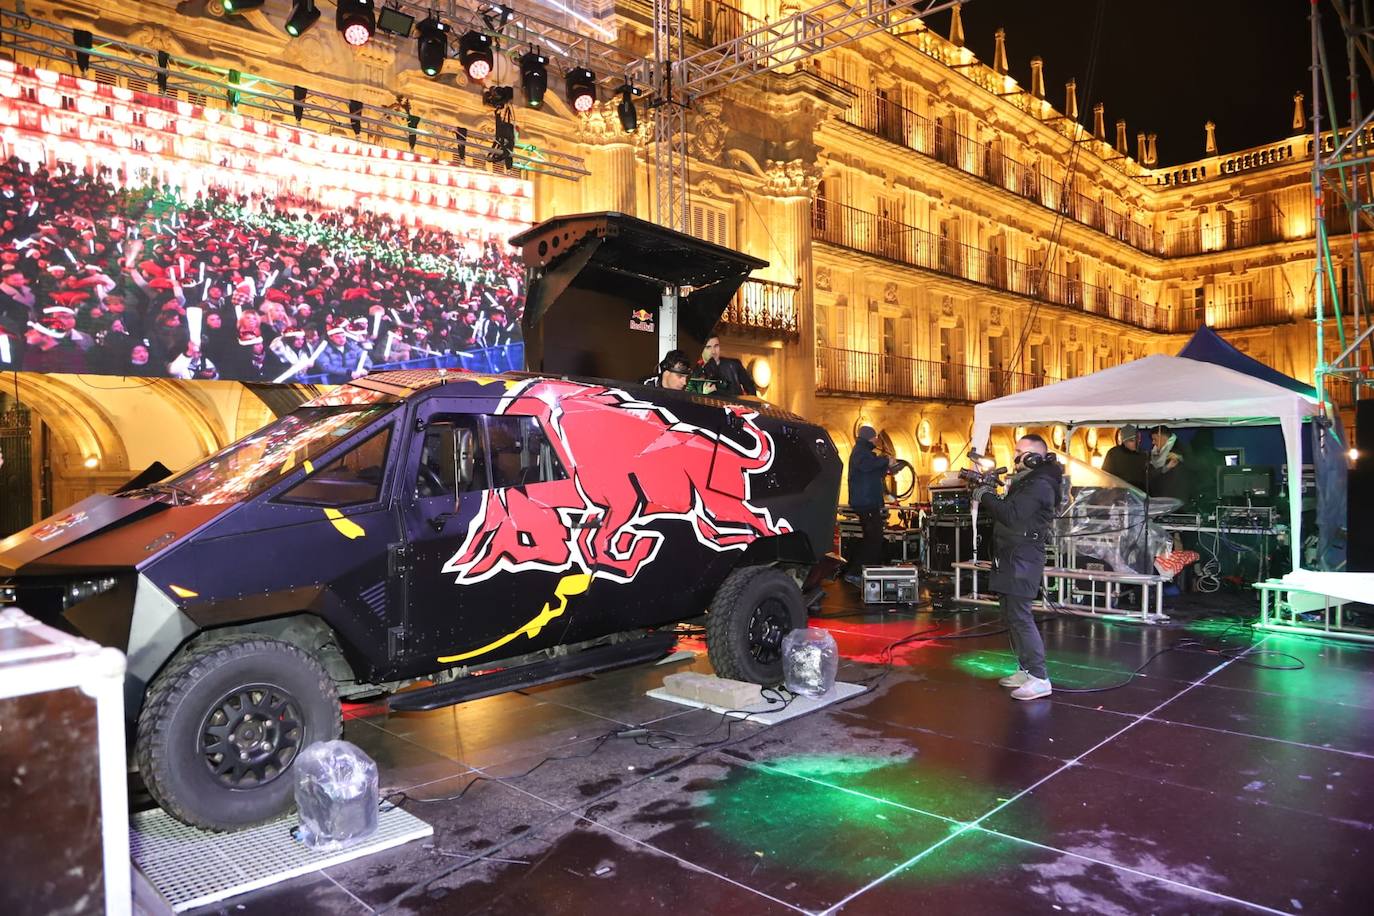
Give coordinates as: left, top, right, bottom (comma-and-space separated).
1018, 450, 1058, 470
659, 354, 690, 376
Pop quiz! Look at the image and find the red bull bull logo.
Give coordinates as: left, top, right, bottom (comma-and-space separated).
444, 378, 791, 588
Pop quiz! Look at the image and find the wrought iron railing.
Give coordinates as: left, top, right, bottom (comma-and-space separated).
825, 74, 1163, 254
812, 197, 1176, 332
815, 346, 1056, 403
721, 278, 799, 337
1162, 213, 1294, 257
1173, 297, 1294, 333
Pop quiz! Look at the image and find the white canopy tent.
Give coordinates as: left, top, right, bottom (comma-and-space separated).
970, 354, 1323, 571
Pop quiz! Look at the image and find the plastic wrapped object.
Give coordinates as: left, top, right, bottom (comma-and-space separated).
782, 627, 839, 698
294, 740, 379, 850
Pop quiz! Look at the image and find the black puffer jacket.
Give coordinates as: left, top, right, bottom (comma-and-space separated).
978, 459, 1064, 598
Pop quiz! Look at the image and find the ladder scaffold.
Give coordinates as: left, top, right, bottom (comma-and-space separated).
1312, 0, 1374, 410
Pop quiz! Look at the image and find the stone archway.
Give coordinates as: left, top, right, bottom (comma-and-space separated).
6, 374, 130, 473
2, 373, 132, 520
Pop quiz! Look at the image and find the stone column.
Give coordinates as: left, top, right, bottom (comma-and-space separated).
576, 102, 640, 215
760, 159, 821, 419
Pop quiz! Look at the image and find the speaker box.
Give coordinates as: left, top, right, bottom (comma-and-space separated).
927, 520, 987, 574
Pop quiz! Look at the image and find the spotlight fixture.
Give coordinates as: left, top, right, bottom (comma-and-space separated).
222, 0, 266, 12
564, 66, 596, 113
519, 50, 548, 108
488, 108, 516, 169
416, 16, 448, 77
459, 30, 494, 81
377, 5, 415, 37
615, 83, 640, 132
482, 85, 514, 109
284, 0, 320, 37
481, 4, 514, 31
336, 0, 375, 47
73, 28, 92, 74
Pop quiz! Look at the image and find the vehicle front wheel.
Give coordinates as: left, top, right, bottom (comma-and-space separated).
706, 566, 806, 685
135, 635, 342, 831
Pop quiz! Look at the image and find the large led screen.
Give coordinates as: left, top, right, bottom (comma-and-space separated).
0, 61, 531, 383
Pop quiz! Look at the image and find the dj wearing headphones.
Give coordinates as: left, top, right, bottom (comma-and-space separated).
970, 433, 1063, 701
643, 349, 693, 390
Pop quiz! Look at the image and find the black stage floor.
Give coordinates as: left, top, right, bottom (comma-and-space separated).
188, 587, 1374, 915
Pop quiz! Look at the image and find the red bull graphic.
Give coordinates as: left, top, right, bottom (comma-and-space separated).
444, 379, 792, 589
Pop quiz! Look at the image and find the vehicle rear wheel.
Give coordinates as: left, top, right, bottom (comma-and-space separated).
706, 566, 806, 685
135, 635, 341, 831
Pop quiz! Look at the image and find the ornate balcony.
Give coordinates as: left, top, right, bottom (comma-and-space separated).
720, 278, 799, 339
1173, 297, 1295, 333
812, 197, 1178, 332
816, 346, 1056, 404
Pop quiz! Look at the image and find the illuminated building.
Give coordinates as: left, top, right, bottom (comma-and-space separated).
0, 0, 1358, 527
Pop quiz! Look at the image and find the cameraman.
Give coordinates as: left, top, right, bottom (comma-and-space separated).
970, 434, 1062, 700
845, 425, 898, 586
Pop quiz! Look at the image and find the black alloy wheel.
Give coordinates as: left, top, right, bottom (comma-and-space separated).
199, 684, 304, 788
707, 566, 806, 685
136, 635, 341, 831
747, 598, 792, 665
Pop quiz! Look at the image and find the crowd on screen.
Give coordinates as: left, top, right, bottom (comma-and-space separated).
0, 158, 524, 383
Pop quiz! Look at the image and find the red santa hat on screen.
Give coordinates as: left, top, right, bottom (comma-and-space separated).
238, 331, 263, 346
42, 304, 77, 317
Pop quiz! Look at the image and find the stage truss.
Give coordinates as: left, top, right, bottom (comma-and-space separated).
1312, 0, 1374, 410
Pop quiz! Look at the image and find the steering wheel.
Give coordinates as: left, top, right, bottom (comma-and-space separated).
885, 458, 916, 500
417, 464, 446, 498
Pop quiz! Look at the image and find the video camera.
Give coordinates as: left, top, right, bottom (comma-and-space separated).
957, 450, 1007, 489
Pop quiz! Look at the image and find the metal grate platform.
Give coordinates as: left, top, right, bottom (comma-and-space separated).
130, 806, 432, 912
645, 681, 866, 725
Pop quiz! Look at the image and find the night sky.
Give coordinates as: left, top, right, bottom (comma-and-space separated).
926, 0, 1349, 167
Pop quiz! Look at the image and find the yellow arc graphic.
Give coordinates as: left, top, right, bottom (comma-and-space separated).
323, 508, 366, 539
437, 572, 591, 664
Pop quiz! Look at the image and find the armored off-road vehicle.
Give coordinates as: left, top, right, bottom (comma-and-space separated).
0, 369, 841, 830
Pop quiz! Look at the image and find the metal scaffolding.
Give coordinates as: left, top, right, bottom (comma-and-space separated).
648, 0, 966, 231
1311, 0, 1374, 409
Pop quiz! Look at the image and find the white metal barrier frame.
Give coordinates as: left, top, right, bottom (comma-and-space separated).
951, 559, 1169, 624
1254, 579, 1374, 644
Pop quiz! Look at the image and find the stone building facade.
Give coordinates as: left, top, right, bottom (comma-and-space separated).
0, 0, 1358, 522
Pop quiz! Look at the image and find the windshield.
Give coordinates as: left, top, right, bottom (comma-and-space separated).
137, 405, 397, 505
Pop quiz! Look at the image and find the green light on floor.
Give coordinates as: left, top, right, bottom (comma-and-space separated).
704, 755, 1039, 882
951, 650, 1017, 680
952, 648, 1133, 689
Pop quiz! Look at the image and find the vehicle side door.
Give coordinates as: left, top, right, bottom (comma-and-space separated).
397, 403, 582, 673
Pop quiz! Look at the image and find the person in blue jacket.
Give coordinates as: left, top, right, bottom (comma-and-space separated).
846, 425, 897, 584
314, 325, 373, 384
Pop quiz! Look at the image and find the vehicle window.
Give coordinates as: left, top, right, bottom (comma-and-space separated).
417, 417, 487, 498
485, 416, 567, 489
143, 404, 396, 505
280, 426, 393, 507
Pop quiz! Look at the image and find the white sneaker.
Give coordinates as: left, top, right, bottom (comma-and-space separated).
998, 669, 1030, 688
1010, 676, 1052, 701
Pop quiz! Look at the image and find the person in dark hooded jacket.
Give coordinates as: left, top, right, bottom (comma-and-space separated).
971, 433, 1063, 700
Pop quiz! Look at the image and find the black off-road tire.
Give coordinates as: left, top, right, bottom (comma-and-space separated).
135, 635, 342, 831
706, 566, 806, 685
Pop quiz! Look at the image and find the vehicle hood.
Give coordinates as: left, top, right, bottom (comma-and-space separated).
0, 494, 229, 576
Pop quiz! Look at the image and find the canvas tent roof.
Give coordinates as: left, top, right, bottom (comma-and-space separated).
1177, 325, 1317, 398
971, 354, 1323, 571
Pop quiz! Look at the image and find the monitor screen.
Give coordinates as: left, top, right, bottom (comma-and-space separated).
0, 63, 531, 383
1218, 466, 1272, 498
